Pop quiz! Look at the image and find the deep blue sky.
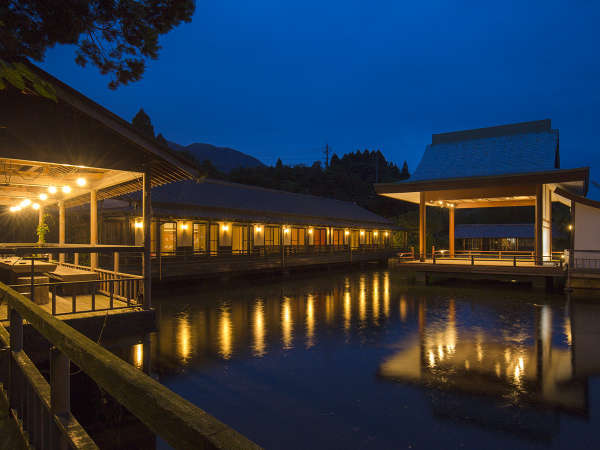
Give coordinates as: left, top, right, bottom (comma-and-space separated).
41, 0, 600, 198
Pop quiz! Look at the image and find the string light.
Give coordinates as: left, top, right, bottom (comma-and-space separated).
76, 177, 87, 187
48, 186, 57, 194
32, 203, 40, 210
20, 199, 31, 207
62, 185, 71, 194
39, 193, 48, 201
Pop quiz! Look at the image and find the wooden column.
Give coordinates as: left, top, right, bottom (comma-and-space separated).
419, 192, 426, 261
58, 201, 65, 263
143, 168, 152, 309
535, 184, 543, 265
449, 206, 455, 258
90, 190, 98, 268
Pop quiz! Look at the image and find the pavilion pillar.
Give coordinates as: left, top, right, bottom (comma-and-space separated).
90, 190, 98, 269
419, 192, 426, 261
542, 184, 552, 262
449, 206, 455, 258
535, 185, 543, 265
58, 201, 65, 263
142, 167, 152, 309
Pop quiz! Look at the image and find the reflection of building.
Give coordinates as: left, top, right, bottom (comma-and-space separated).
379, 298, 600, 441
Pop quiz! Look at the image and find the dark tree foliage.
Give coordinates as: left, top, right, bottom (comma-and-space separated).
227, 149, 410, 218
131, 108, 155, 138
1, 0, 195, 89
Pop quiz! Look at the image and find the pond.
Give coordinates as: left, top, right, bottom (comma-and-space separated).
132, 269, 600, 449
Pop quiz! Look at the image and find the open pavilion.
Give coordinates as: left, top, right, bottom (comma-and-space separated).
0, 62, 199, 316
376, 120, 589, 266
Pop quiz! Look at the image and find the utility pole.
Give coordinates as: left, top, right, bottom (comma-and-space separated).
324, 143, 330, 169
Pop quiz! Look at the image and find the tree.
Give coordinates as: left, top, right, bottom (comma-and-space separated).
401, 161, 409, 178
1, 0, 195, 89
132, 108, 155, 138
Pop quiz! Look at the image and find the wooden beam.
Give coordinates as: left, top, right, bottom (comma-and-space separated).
449, 207, 455, 258
58, 201, 65, 263
425, 185, 537, 202
419, 192, 426, 261
455, 200, 535, 209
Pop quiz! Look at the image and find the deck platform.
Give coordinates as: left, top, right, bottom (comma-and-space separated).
392, 258, 566, 288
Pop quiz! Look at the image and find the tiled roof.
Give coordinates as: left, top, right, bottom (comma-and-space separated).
147, 179, 395, 228
407, 120, 559, 182
456, 224, 564, 239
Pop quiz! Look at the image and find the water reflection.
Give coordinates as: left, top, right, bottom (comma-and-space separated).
144, 271, 600, 449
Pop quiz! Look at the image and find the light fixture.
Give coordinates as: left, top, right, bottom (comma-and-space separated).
39, 193, 48, 201
181, 223, 188, 230
568, 224, 573, 231
374, 231, 378, 236
62, 185, 71, 194
14, 205, 22, 212
255, 225, 262, 232
384, 232, 389, 237
344, 230, 350, 236
134, 221, 143, 229
32, 203, 40, 210
76, 177, 87, 187
48, 186, 57, 194
221, 224, 229, 232
308, 228, 313, 234
20, 199, 31, 207
283, 227, 290, 233
9, 206, 17, 213
360, 230, 365, 236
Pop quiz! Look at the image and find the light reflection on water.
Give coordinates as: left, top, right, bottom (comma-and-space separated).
141, 270, 600, 450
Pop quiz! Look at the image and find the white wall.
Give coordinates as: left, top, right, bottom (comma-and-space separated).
574, 203, 600, 250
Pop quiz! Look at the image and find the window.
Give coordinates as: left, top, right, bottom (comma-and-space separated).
209, 224, 219, 255
332, 229, 344, 247
160, 222, 177, 253
232, 224, 250, 254
351, 230, 359, 249
291, 228, 306, 246
364, 231, 373, 246
193, 223, 207, 253
313, 228, 327, 246
264, 226, 281, 248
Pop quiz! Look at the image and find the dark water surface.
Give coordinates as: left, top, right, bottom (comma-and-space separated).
133, 270, 600, 449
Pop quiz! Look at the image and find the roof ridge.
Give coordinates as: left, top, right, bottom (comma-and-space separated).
432, 119, 553, 145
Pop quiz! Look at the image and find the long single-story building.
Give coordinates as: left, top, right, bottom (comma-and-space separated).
98, 179, 404, 279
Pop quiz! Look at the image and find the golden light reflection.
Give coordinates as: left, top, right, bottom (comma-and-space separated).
344, 290, 351, 332
428, 351, 435, 368
253, 300, 266, 357
132, 343, 143, 369
177, 313, 191, 362
372, 275, 380, 323
495, 362, 501, 377
325, 294, 333, 324
399, 298, 407, 322
306, 294, 315, 348
359, 276, 366, 324
383, 273, 390, 318
282, 297, 294, 350
219, 305, 233, 359
564, 316, 572, 346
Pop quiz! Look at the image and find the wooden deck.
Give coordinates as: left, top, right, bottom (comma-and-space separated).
392, 258, 566, 288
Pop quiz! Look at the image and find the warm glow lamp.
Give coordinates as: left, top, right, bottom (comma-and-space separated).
20, 199, 31, 207
62, 185, 71, 194
134, 221, 143, 229
181, 223, 188, 230
255, 225, 262, 232
39, 193, 48, 201
221, 224, 229, 232
32, 203, 40, 210
48, 186, 57, 194
76, 177, 87, 187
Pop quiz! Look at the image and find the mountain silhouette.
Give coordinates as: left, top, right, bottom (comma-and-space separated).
168, 141, 265, 173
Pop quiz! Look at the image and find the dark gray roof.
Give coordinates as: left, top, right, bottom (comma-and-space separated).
407, 120, 559, 182
456, 224, 564, 239
146, 179, 395, 228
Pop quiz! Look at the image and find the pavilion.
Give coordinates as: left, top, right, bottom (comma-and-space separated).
0, 62, 199, 311
375, 120, 589, 265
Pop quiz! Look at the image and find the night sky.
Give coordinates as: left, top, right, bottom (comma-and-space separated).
40, 1, 600, 198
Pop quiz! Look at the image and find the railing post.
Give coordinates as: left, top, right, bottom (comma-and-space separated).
513, 256, 517, 267
471, 255, 474, 265
50, 346, 70, 450
52, 285, 56, 315
432, 246, 436, 264
109, 280, 114, 309
74, 252, 79, 266
9, 308, 23, 415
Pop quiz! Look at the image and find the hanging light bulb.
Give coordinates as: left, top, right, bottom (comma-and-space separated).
32, 203, 40, 210
39, 193, 48, 201
9, 206, 17, 213
62, 185, 71, 194
76, 177, 86, 187
48, 186, 57, 194
20, 199, 31, 207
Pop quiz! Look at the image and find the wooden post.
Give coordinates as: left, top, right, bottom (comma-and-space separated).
50, 346, 70, 449
449, 206, 455, 258
419, 192, 426, 261
58, 201, 65, 263
90, 190, 98, 269
114, 252, 120, 273
535, 184, 543, 265
143, 168, 152, 309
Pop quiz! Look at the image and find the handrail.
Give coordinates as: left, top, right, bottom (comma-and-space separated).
0, 282, 261, 449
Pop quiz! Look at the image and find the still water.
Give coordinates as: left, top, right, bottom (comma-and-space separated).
134, 270, 600, 449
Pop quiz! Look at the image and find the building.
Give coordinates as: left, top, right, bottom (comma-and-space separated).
375, 119, 589, 264
100, 179, 402, 279
455, 223, 566, 251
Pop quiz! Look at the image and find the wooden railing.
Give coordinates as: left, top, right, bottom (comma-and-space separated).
0, 282, 261, 449
428, 247, 564, 266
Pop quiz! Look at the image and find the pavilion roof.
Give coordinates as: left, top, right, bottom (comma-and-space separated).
409, 119, 559, 182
